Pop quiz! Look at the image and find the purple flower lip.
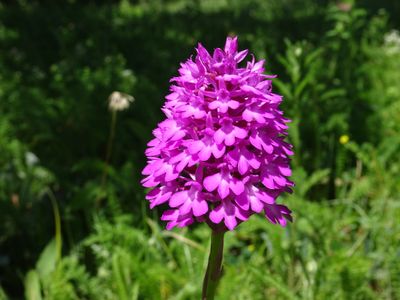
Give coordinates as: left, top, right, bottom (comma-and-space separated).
142, 36, 294, 230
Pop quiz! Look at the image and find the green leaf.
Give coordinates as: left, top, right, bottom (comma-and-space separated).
24, 270, 42, 300
112, 249, 132, 300
36, 239, 57, 279
130, 283, 140, 300
0, 286, 9, 300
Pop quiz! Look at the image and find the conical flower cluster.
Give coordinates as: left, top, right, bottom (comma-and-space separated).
142, 37, 294, 230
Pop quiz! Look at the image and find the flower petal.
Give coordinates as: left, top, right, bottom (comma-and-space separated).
169, 191, 188, 207
192, 198, 208, 217
204, 173, 222, 192
218, 179, 230, 199
209, 205, 224, 224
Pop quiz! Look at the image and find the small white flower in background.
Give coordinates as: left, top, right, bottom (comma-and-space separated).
25, 151, 39, 166
383, 30, 400, 55
384, 30, 400, 44
294, 46, 302, 57
108, 91, 134, 111
306, 260, 318, 273
121, 69, 134, 78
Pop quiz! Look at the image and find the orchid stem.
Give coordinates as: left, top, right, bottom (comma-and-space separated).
202, 229, 225, 300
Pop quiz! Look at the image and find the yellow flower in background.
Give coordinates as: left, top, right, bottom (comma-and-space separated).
248, 244, 255, 252
339, 135, 349, 144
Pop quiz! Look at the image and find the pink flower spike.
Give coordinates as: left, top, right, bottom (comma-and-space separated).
142, 36, 294, 231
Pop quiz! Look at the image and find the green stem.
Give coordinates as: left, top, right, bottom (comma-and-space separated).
202, 229, 225, 300
97, 110, 117, 206
105, 110, 117, 165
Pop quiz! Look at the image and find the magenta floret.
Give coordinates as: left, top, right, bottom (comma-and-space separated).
142, 36, 294, 230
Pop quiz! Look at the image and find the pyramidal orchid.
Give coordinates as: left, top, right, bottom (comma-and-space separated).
141, 36, 294, 299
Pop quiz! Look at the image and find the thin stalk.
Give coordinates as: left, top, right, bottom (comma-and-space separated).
202, 229, 225, 300
105, 110, 117, 166
97, 110, 117, 206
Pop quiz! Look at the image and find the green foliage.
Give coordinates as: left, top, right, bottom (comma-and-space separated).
24, 271, 42, 300
18, 197, 400, 299
1, 0, 400, 299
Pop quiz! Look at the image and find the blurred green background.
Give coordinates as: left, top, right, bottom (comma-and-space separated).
1, 0, 399, 299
